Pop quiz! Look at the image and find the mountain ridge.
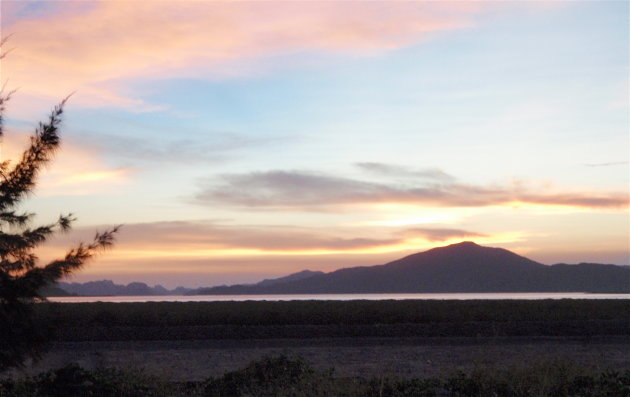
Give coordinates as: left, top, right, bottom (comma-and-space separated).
45, 242, 630, 296
45, 270, 325, 297
50, 280, 194, 297
194, 242, 630, 294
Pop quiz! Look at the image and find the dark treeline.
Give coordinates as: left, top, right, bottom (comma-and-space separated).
34, 300, 630, 340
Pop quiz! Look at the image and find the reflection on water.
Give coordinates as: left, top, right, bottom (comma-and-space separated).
47, 292, 630, 303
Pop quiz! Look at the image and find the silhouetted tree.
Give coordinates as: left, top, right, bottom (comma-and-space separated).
0, 38, 119, 371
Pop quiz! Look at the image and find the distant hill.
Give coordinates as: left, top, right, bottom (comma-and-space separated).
253, 270, 325, 287
52, 280, 193, 296
39, 285, 76, 297
45, 271, 323, 296
194, 242, 630, 294
195, 270, 324, 294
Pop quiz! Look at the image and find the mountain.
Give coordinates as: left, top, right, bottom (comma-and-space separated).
194, 242, 630, 294
55, 280, 193, 296
195, 270, 324, 294
39, 285, 76, 297
254, 270, 325, 287
50, 271, 324, 296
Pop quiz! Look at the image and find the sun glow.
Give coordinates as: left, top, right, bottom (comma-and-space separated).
364, 201, 628, 230
358, 205, 480, 227
56, 170, 129, 185
103, 231, 528, 261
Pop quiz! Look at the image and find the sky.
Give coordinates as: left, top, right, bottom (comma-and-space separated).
0, 0, 628, 288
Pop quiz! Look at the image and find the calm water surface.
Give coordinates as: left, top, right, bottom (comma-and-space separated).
48, 292, 630, 303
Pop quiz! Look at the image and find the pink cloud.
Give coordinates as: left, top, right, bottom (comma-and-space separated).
1, 128, 130, 196
2, 1, 484, 108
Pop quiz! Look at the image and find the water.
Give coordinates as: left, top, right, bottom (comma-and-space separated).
47, 292, 630, 303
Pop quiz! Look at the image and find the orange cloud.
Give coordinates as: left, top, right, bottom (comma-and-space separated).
1, 130, 130, 196
39, 220, 520, 266
2, 1, 484, 108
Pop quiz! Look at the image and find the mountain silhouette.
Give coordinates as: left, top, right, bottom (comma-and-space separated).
195, 242, 630, 294
52, 280, 193, 296
254, 270, 325, 287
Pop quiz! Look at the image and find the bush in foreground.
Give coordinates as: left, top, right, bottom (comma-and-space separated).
1, 356, 629, 397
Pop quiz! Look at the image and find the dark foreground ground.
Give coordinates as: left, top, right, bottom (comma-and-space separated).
17, 335, 630, 381
10, 299, 630, 382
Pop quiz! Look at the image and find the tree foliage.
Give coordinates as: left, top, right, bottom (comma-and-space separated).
0, 39, 119, 371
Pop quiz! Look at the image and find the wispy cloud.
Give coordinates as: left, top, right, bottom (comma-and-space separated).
583, 161, 629, 167
72, 131, 284, 165
2, 1, 485, 109
1, 130, 130, 196
42, 221, 404, 259
398, 228, 487, 242
196, 169, 628, 210
356, 162, 455, 182
43, 220, 499, 260
119, 221, 399, 252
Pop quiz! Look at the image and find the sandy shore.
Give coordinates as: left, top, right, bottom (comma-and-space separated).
13, 336, 630, 381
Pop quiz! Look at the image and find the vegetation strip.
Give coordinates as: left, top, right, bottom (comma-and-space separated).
32, 299, 630, 341
2, 355, 629, 397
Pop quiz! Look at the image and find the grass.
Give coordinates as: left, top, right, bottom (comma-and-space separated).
36, 299, 630, 326
2, 356, 629, 397
5, 301, 630, 395
33, 299, 630, 340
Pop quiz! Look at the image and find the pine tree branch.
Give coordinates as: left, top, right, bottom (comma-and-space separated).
0, 253, 37, 274
0, 86, 16, 141
8, 226, 120, 301
0, 214, 76, 265
0, 35, 14, 61
0, 211, 34, 227
0, 97, 69, 210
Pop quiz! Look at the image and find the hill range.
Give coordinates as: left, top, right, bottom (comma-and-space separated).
46, 242, 630, 296
195, 242, 630, 294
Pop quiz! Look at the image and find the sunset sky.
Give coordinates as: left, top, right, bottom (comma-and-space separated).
1, 1, 628, 288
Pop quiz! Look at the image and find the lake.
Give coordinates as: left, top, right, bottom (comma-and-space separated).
47, 292, 630, 303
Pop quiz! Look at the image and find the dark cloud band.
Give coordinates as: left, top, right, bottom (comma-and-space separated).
195, 169, 628, 210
